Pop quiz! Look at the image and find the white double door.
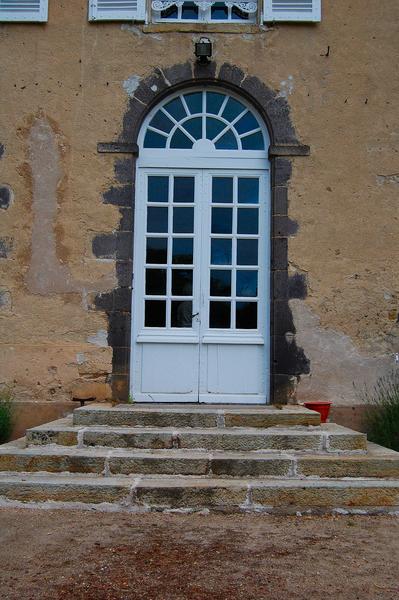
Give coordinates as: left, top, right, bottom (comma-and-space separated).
131, 167, 270, 403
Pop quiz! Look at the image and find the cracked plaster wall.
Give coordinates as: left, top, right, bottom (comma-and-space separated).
0, 0, 398, 406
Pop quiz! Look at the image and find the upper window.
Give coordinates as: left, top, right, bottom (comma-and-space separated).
151, 0, 257, 23
0, 0, 48, 21
0, 0, 320, 23
88, 0, 321, 23
143, 90, 266, 151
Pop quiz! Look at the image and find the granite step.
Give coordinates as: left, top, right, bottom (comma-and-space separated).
26, 420, 367, 453
0, 472, 398, 513
73, 403, 321, 429
0, 443, 397, 478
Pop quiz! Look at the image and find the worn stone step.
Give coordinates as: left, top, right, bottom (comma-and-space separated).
26, 417, 77, 446
73, 403, 321, 429
26, 420, 367, 453
297, 443, 399, 478
0, 446, 291, 477
0, 472, 398, 513
0, 443, 397, 478
134, 477, 399, 512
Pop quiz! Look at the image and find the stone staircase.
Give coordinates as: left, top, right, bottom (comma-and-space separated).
0, 403, 399, 514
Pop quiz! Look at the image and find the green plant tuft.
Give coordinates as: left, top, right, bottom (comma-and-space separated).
358, 371, 399, 451
0, 387, 14, 444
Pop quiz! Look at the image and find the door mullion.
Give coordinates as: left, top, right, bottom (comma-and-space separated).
166, 174, 173, 329
197, 170, 208, 399
231, 176, 238, 330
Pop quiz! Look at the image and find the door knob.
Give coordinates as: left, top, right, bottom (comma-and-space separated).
191, 312, 199, 319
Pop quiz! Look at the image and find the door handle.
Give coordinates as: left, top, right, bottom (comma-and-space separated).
191, 312, 199, 319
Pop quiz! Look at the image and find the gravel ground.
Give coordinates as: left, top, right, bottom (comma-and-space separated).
0, 508, 398, 599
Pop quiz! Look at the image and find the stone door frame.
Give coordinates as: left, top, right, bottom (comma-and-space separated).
93, 61, 311, 403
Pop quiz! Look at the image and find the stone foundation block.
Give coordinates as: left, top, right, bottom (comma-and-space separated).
327, 432, 367, 452
135, 481, 247, 509
109, 455, 209, 476
0, 476, 131, 504
210, 456, 291, 478
0, 452, 104, 474
251, 482, 399, 508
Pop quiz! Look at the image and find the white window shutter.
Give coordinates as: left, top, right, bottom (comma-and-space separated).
89, 0, 145, 21
0, 0, 48, 21
264, 0, 321, 22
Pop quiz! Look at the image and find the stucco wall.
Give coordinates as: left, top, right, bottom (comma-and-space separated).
0, 0, 398, 409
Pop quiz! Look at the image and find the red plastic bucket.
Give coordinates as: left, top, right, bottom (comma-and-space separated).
303, 401, 332, 423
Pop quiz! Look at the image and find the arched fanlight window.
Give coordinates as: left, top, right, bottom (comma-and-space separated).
143, 90, 265, 151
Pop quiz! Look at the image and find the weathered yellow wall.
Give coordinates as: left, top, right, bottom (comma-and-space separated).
0, 0, 398, 409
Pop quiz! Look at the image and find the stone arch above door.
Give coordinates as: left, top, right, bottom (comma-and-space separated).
94, 62, 311, 403
120, 62, 306, 149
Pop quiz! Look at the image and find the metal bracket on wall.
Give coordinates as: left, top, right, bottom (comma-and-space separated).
97, 142, 139, 155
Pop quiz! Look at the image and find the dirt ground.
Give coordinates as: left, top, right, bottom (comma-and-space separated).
0, 509, 398, 600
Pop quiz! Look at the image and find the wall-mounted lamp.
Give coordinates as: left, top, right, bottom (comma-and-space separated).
195, 37, 212, 64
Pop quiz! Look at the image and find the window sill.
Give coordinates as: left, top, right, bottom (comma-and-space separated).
143, 23, 267, 33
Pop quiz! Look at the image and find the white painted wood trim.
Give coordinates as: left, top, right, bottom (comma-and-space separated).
199, 394, 267, 404
137, 335, 199, 344
88, 0, 146, 21
201, 335, 265, 344
0, 0, 48, 21
263, 0, 321, 22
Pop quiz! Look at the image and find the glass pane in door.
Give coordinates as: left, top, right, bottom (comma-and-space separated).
144, 174, 196, 330
208, 175, 261, 330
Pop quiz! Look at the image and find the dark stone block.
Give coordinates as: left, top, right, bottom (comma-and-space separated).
111, 374, 129, 401
93, 292, 114, 311
112, 347, 130, 374
273, 187, 288, 215
115, 232, 133, 261
102, 185, 133, 207
113, 287, 131, 311
119, 208, 133, 232
134, 82, 160, 106
271, 373, 295, 404
193, 61, 217, 81
162, 62, 193, 86
0, 187, 11, 210
134, 70, 169, 105
97, 142, 138, 155
269, 144, 310, 157
116, 261, 132, 287
92, 234, 116, 259
266, 97, 298, 145
273, 216, 298, 237
114, 158, 134, 184
0, 237, 13, 258
274, 158, 292, 186
0, 144, 4, 159
273, 335, 310, 376
108, 312, 131, 347
273, 271, 288, 299
121, 97, 147, 143
240, 75, 276, 112
272, 238, 288, 269
289, 273, 307, 299
218, 63, 246, 88
273, 300, 295, 335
